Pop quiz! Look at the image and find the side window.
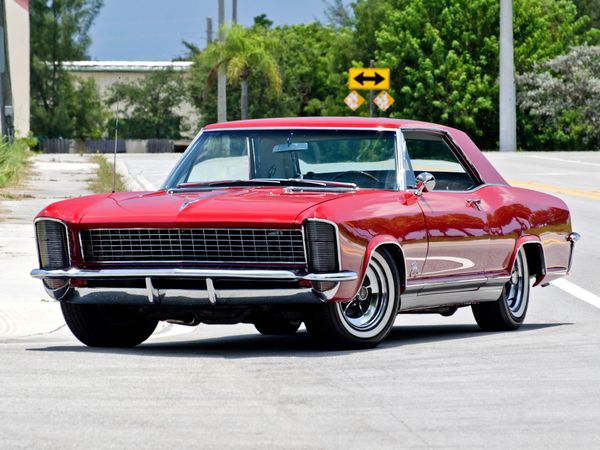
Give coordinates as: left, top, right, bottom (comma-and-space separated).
404, 132, 479, 191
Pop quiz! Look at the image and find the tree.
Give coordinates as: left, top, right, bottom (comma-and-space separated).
324, 0, 353, 28
107, 69, 189, 139
573, 0, 600, 30
30, 0, 106, 139
197, 25, 281, 120
517, 45, 600, 149
369, 0, 593, 148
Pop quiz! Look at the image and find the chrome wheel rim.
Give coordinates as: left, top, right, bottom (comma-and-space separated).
339, 254, 390, 333
505, 251, 527, 317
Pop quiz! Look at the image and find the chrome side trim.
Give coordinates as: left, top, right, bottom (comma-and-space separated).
30, 267, 357, 282
400, 276, 509, 311
405, 277, 491, 294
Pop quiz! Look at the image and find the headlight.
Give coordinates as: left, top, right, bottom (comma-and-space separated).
35, 219, 70, 270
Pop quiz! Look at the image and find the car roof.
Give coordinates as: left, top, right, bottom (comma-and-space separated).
203, 117, 457, 131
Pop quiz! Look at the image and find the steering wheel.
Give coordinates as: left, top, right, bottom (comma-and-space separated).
332, 170, 379, 183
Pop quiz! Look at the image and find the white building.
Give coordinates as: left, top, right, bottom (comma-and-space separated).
63, 60, 200, 139
2, 0, 30, 137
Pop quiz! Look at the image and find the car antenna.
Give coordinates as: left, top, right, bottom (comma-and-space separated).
112, 89, 120, 193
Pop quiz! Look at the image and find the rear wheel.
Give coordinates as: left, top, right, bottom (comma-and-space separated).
472, 247, 530, 331
61, 303, 158, 347
305, 248, 400, 349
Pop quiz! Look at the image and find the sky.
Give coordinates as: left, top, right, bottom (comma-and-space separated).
88, 0, 345, 61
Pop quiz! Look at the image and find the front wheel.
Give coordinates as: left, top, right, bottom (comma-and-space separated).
472, 246, 530, 331
61, 303, 158, 347
305, 248, 400, 349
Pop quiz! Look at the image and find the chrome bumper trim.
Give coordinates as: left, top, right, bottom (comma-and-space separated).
30, 267, 357, 282
567, 231, 580, 274
59, 285, 325, 306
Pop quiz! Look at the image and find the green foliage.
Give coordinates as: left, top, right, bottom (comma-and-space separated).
188, 0, 594, 149
190, 22, 354, 123
517, 45, 600, 150
0, 139, 30, 188
573, 0, 600, 30
107, 69, 188, 139
30, 0, 106, 139
195, 25, 282, 120
369, 0, 592, 148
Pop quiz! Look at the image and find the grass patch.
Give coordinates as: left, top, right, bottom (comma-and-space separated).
88, 154, 128, 193
0, 139, 30, 188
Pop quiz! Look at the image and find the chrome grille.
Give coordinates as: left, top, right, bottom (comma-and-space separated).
80, 228, 306, 265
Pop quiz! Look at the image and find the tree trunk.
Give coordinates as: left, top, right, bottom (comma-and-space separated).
240, 77, 248, 120
240, 68, 250, 120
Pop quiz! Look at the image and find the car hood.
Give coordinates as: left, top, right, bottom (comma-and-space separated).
73, 187, 355, 228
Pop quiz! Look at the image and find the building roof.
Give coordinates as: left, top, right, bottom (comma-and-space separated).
62, 61, 193, 72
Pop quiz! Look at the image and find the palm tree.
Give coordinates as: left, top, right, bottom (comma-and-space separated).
202, 25, 281, 120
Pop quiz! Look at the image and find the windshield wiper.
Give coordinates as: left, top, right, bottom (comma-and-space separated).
268, 178, 357, 189
173, 179, 281, 190
171, 178, 357, 192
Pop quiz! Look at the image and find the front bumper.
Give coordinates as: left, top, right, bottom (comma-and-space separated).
30, 267, 358, 305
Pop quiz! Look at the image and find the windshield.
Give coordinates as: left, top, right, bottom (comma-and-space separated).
164, 129, 398, 190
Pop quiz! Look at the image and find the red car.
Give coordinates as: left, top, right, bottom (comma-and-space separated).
31, 117, 579, 348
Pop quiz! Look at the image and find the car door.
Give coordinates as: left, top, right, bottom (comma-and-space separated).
403, 130, 490, 286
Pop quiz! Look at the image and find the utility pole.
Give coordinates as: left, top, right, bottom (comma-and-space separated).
0, 26, 6, 137
217, 0, 227, 122
232, 0, 237, 24
499, 0, 517, 152
369, 59, 375, 118
206, 17, 213, 44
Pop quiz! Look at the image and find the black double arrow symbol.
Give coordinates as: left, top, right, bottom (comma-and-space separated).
353, 71, 386, 86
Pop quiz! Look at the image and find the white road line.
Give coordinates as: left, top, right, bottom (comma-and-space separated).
551, 278, 600, 309
523, 154, 600, 167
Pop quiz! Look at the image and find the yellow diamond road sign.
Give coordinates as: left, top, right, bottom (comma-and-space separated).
348, 68, 390, 90
374, 91, 394, 111
344, 90, 365, 111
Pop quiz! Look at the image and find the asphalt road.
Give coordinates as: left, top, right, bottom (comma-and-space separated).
1, 151, 599, 449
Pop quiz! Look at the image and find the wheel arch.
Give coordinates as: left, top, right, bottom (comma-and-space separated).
361, 237, 406, 294
512, 237, 547, 287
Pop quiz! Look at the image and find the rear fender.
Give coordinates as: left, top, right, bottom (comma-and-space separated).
510, 236, 547, 287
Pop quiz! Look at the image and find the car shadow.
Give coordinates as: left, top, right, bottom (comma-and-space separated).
27, 322, 572, 359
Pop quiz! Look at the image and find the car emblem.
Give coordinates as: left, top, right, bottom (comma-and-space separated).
179, 192, 227, 211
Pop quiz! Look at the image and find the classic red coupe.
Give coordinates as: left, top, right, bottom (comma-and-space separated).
31, 117, 579, 348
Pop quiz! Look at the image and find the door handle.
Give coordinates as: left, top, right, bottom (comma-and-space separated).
466, 198, 482, 211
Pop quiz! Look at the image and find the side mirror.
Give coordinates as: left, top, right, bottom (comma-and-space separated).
415, 172, 436, 196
